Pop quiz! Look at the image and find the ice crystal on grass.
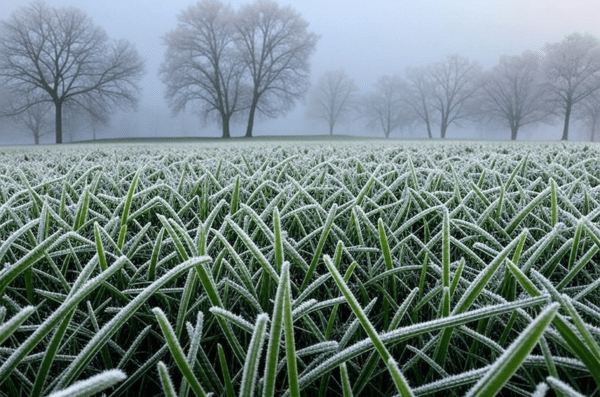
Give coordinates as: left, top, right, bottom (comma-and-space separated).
0, 141, 599, 396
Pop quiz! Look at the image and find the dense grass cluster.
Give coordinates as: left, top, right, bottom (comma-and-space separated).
1, 140, 600, 396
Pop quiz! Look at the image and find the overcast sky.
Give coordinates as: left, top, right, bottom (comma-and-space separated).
2, 0, 600, 141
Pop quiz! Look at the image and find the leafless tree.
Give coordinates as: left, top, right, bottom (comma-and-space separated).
361, 74, 411, 138
480, 52, 552, 140
0, 1, 144, 144
235, 0, 318, 138
543, 33, 600, 141
577, 90, 600, 141
428, 54, 482, 138
306, 69, 357, 135
405, 66, 434, 138
161, 0, 246, 138
12, 102, 53, 144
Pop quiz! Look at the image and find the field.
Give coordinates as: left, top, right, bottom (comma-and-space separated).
1, 139, 600, 397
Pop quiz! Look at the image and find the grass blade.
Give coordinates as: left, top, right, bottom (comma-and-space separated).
340, 362, 354, 397
46, 370, 126, 397
324, 254, 415, 397
218, 344, 236, 397
153, 307, 208, 397
301, 204, 338, 290
263, 261, 289, 397
465, 303, 559, 397
0, 256, 128, 386
283, 262, 300, 397
55, 256, 211, 390
240, 313, 269, 397
157, 361, 178, 397
0, 306, 34, 345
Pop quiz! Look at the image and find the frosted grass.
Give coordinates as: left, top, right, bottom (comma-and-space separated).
0, 140, 599, 396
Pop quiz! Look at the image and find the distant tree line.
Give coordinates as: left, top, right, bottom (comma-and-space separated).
0, 0, 317, 143
307, 34, 600, 141
1, 0, 600, 143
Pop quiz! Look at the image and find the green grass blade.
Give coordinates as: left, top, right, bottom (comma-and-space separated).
218, 344, 236, 397
274, 207, 285, 272
0, 230, 62, 295
263, 261, 289, 397
175, 269, 198, 338
546, 376, 586, 397
93, 223, 108, 272
240, 313, 268, 397
0, 218, 38, 264
226, 216, 279, 283
120, 169, 140, 228
378, 218, 393, 271
301, 203, 338, 290
449, 258, 464, 297
568, 221, 583, 270
45, 370, 126, 397
54, 256, 211, 390
157, 361, 178, 397
30, 309, 76, 397
73, 187, 90, 231
116, 224, 127, 251
153, 307, 208, 397
465, 303, 559, 397
505, 187, 550, 234
298, 296, 548, 391
324, 255, 415, 397
560, 294, 600, 362
340, 363, 354, 397
147, 227, 165, 281
0, 306, 34, 345
442, 207, 450, 288
434, 229, 528, 367
157, 214, 190, 261
231, 174, 240, 215
550, 178, 557, 227
0, 256, 129, 386
453, 229, 528, 314
283, 262, 300, 397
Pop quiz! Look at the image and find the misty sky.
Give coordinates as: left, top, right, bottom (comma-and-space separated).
2, 0, 600, 141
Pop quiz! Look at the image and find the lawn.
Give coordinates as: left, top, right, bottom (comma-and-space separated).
0, 139, 599, 396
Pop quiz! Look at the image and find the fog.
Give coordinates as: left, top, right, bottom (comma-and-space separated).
1, 0, 600, 144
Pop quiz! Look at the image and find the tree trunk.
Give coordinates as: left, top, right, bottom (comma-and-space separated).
561, 102, 572, 141
55, 101, 63, 144
386, 118, 391, 138
440, 123, 447, 139
510, 125, 519, 141
245, 97, 258, 138
34, 133, 39, 145
222, 114, 231, 139
425, 118, 432, 139
329, 122, 334, 135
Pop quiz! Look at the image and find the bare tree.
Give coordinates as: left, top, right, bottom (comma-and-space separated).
235, 0, 318, 138
543, 33, 600, 141
0, 1, 144, 144
480, 52, 551, 140
13, 101, 52, 144
361, 74, 411, 138
405, 66, 434, 138
161, 0, 246, 138
577, 90, 600, 141
428, 54, 482, 138
306, 69, 357, 135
